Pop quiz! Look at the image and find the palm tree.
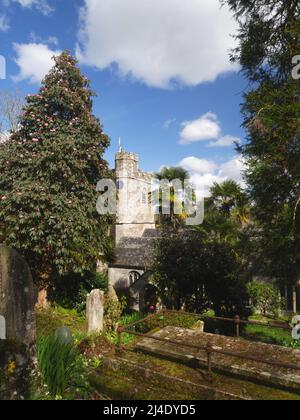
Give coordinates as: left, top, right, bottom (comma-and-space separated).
209, 180, 250, 226
155, 166, 191, 229
232, 192, 251, 227
155, 166, 189, 183
197, 208, 239, 244
210, 180, 242, 217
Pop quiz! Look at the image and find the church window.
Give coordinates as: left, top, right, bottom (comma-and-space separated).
129, 271, 141, 286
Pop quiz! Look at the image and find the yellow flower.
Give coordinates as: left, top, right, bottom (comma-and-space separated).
7, 361, 16, 376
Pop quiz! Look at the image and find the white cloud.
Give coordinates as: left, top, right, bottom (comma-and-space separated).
5, 0, 53, 15
219, 156, 246, 186
179, 112, 242, 147
12, 43, 61, 84
190, 172, 226, 198
77, 0, 238, 89
29, 32, 59, 46
208, 134, 241, 148
180, 155, 245, 197
163, 118, 176, 129
0, 15, 9, 31
180, 156, 217, 175
179, 112, 220, 144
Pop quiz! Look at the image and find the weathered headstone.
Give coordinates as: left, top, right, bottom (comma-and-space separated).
55, 326, 74, 346
0, 315, 5, 339
86, 289, 105, 334
194, 320, 205, 333
0, 245, 37, 400
0, 245, 36, 346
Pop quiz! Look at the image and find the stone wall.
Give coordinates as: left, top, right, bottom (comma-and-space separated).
108, 267, 144, 290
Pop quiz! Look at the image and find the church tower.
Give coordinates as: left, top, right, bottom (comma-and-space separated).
114, 150, 156, 243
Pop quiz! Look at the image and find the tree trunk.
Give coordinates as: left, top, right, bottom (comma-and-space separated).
293, 287, 297, 314
36, 288, 49, 309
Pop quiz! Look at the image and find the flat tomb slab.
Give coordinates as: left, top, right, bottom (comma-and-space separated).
135, 326, 300, 390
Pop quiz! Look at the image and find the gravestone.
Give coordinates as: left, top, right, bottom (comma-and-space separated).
55, 326, 74, 346
86, 289, 105, 334
0, 245, 37, 400
0, 245, 36, 346
194, 320, 205, 333
0, 315, 5, 339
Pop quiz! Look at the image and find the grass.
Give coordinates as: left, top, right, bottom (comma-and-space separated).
36, 305, 86, 340
243, 324, 293, 346
164, 311, 200, 329
202, 312, 297, 348
237, 314, 296, 347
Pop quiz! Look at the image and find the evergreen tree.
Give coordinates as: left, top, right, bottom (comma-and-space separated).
0, 51, 112, 293
153, 230, 250, 316
222, 1, 300, 287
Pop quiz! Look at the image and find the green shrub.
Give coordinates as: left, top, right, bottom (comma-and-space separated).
50, 271, 108, 312
247, 282, 284, 318
104, 294, 126, 333
37, 334, 78, 397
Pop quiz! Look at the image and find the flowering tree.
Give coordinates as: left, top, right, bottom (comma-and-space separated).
0, 51, 112, 300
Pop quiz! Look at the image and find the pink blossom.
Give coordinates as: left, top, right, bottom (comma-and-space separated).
32, 138, 39, 142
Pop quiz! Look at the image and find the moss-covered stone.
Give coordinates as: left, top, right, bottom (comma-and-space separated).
136, 326, 300, 391
0, 339, 34, 400
90, 350, 300, 400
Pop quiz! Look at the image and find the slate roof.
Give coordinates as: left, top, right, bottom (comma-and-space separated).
111, 229, 161, 269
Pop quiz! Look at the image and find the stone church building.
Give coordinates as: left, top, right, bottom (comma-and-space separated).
106, 149, 300, 315
108, 150, 160, 312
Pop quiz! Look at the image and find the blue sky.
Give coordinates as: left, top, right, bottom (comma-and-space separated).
0, 0, 247, 196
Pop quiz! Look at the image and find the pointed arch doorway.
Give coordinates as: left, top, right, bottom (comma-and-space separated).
130, 271, 159, 314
